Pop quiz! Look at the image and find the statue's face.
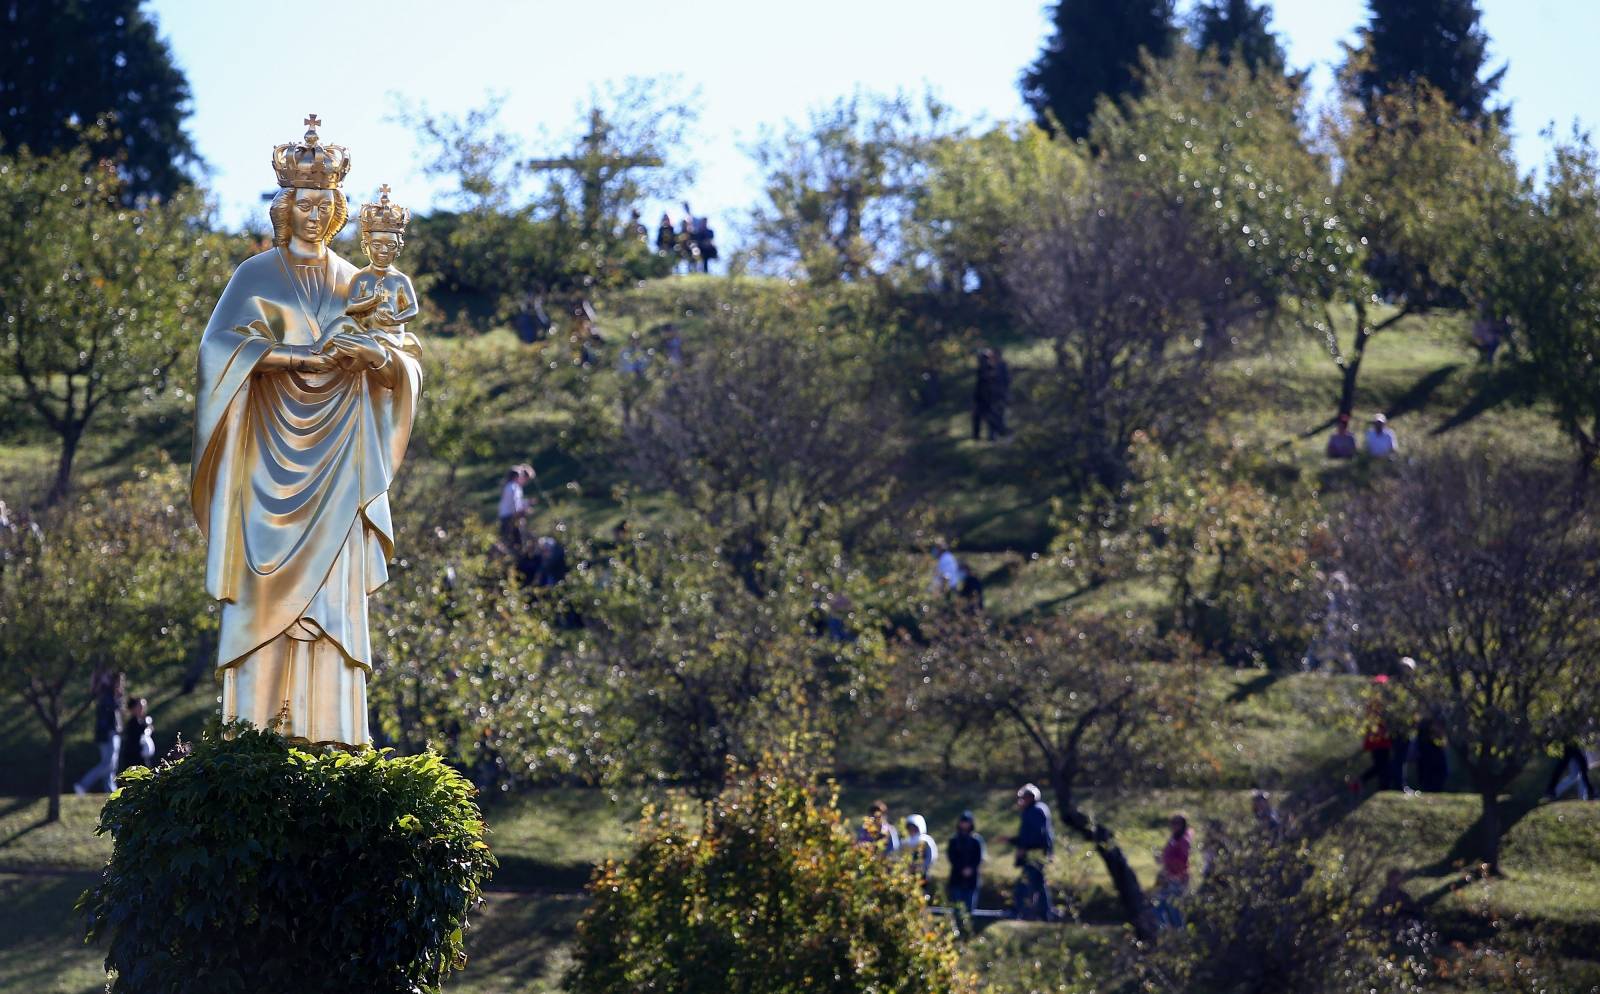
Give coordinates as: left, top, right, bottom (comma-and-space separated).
365, 231, 401, 267
291, 189, 334, 243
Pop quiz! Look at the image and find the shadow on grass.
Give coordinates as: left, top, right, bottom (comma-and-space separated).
1432, 363, 1521, 435
1224, 671, 1284, 705
1412, 787, 1544, 885
1384, 363, 1462, 421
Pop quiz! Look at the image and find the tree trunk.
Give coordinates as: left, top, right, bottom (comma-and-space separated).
1050, 774, 1155, 939
1478, 789, 1502, 877
1336, 301, 1375, 419
46, 426, 84, 506
47, 729, 65, 823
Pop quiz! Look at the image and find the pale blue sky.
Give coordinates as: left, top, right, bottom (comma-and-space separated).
149, 0, 1598, 236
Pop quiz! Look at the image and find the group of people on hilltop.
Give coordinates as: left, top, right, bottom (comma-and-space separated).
1326, 412, 1398, 459
72, 669, 155, 795
854, 784, 1057, 927
655, 203, 717, 273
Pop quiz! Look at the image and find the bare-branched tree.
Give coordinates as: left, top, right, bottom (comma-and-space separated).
1003, 177, 1238, 491
1343, 451, 1600, 874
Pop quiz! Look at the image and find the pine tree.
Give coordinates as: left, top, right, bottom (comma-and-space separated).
1194, 0, 1294, 83
1, 0, 199, 198
1022, 0, 1178, 140
1349, 0, 1506, 123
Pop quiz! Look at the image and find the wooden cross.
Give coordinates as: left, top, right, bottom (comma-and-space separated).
527, 107, 663, 237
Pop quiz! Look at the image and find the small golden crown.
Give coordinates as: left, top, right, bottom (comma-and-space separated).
358, 184, 410, 234
271, 114, 351, 190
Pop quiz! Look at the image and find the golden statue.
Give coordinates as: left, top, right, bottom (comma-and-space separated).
190, 115, 423, 747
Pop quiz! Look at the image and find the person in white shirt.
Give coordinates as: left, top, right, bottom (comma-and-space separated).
1364, 414, 1398, 458
932, 546, 966, 594
902, 814, 938, 887
498, 464, 534, 547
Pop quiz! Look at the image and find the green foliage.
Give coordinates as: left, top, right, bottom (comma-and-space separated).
1136, 837, 1434, 994
1494, 133, 1600, 471
1022, 0, 1177, 140
911, 123, 1088, 305
0, 138, 231, 500
547, 526, 902, 797
0, 459, 207, 816
566, 763, 975, 994
1053, 433, 1329, 667
0, 0, 199, 199
745, 91, 949, 281
82, 725, 496, 994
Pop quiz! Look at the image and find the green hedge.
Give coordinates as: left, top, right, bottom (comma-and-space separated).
82, 725, 495, 994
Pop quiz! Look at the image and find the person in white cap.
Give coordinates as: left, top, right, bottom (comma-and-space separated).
1364, 413, 1398, 458
902, 814, 938, 889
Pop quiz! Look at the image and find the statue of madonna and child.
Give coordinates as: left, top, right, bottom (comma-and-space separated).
190, 114, 422, 748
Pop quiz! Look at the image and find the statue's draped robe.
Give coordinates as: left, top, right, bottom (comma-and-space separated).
191, 247, 422, 745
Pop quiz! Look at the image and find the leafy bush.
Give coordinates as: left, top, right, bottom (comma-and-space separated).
82, 726, 495, 994
567, 763, 975, 994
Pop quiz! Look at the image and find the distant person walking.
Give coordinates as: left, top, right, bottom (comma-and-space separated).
946, 811, 986, 918
1364, 413, 1398, 458
972, 348, 1011, 441
498, 465, 534, 548
1326, 414, 1357, 459
902, 814, 938, 889
932, 546, 983, 610
1008, 783, 1054, 920
1545, 742, 1595, 801
1251, 790, 1284, 842
1153, 813, 1192, 929
117, 697, 156, 778
856, 799, 901, 857
74, 671, 125, 795
683, 202, 718, 273
1409, 719, 1450, 793
655, 213, 676, 254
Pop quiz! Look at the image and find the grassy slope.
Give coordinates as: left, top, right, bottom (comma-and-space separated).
2, 281, 1593, 991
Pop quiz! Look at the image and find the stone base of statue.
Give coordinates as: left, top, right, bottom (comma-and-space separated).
82, 723, 495, 994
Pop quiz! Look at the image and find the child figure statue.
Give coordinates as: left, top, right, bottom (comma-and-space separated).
345, 184, 419, 338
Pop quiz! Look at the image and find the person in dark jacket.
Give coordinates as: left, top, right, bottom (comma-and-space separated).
946, 811, 986, 916
117, 697, 155, 777
74, 671, 124, 795
1409, 718, 1449, 793
1008, 783, 1054, 920
972, 349, 1012, 441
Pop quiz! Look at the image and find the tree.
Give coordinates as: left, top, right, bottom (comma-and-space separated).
568, 763, 975, 994
1052, 433, 1330, 667
910, 123, 1088, 306
917, 612, 1206, 938
1342, 452, 1600, 875
1348, 0, 1506, 124
1193, 0, 1295, 83
0, 461, 207, 821
0, 140, 230, 502
547, 528, 896, 798
745, 91, 948, 281
1493, 133, 1600, 484
1021, 0, 1177, 140
624, 289, 906, 574
0, 0, 199, 199
1094, 50, 1517, 419
1003, 172, 1236, 490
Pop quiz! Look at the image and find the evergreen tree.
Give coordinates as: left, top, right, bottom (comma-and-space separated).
1349, 0, 1506, 123
1, 0, 199, 198
1194, 0, 1294, 83
1022, 0, 1177, 140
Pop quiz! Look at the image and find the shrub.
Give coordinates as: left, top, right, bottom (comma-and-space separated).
82, 725, 495, 994
567, 764, 975, 994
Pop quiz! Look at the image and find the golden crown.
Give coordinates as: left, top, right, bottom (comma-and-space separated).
271, 114, 351, 190
358, 184, 410, 234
